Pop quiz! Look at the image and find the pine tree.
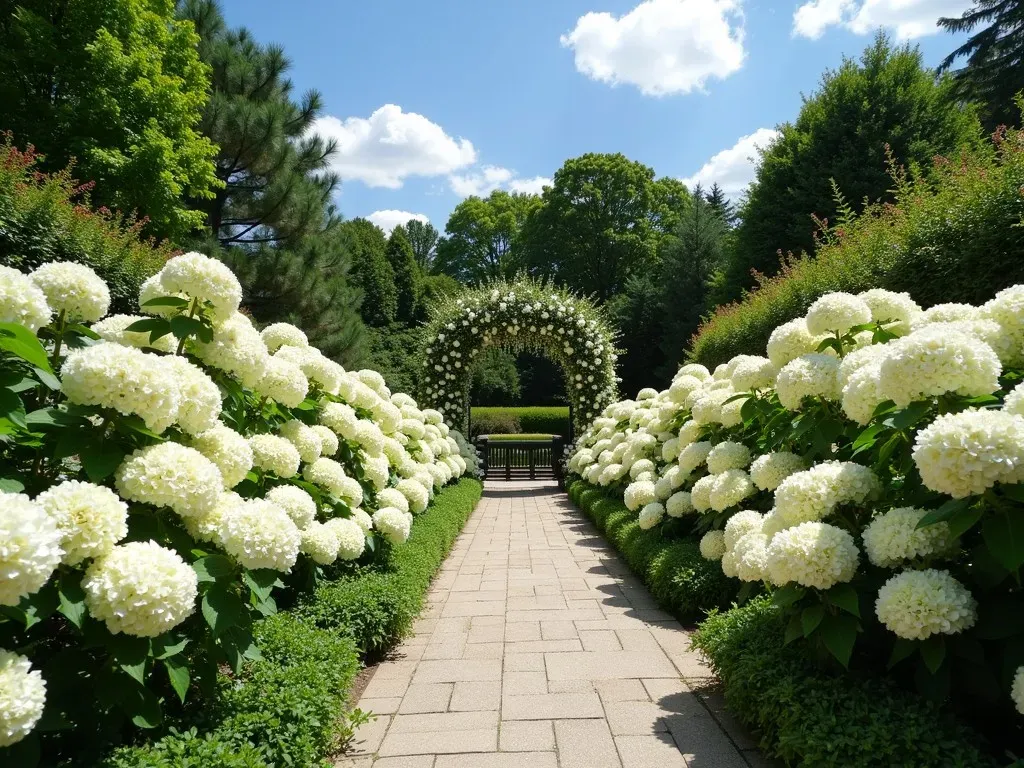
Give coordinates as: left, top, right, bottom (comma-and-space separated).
386, 228, 421, 322
704, 183, 737, 226
341, 219, 398, 327
939, 0, 1024, 130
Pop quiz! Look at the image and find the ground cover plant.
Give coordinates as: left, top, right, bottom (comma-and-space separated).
0, 252, 479, 764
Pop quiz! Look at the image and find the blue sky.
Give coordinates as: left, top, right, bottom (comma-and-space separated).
219, 0, 972, 234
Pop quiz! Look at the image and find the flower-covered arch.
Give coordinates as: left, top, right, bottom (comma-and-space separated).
419, 278, 619, 438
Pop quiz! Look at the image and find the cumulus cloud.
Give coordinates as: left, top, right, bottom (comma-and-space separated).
508, 176, 553, 195
366, 210, 430, 234
681, 128, 780, 197
312, 104, 476, 188
449, 166, 515, 197
793, 0, 972, 40
560, 0, 745, 96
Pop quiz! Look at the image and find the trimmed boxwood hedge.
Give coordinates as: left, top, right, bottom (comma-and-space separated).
692, 596, 996, 768
471, 406, 570, 438
103, 478, 484, 768
567, 479, 735, 618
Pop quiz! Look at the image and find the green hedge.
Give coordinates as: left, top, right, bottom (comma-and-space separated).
471, 406, 570, 438
567, 479, 735, 617
689, 127, 1024, 367
104, 478, 483, 767
692, 597, 995, 767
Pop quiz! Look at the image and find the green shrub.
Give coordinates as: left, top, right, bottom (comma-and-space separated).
692, 597, 995, 767
0, 138, 171, 313
689, 126, 1024, 367
471, 406, 570, 437
569, 480, 735, 618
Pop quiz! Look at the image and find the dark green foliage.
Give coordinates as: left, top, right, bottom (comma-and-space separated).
402, 220, 441, 272
689, 116, 1024, 368
718, 35, 983, 302
471, 407, 570, 438
471, 348, 523, 407
366, 323, 422, 395
568, 480, 735, 617
386, 228, 421, 322
692, 597, 995, 767
342, 219, 398, 327
939, 0, 1024, 131
0, 140, 171, 313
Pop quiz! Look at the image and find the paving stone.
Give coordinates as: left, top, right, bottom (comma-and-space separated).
505, 639, 583, 654
363, 676, 411, 700
501, 692, 604, 720
377, 728, 497, 756
390, 711, 498, 733
358, 697, 402, 715
593, 679, 650, 702
504, 622, 541, 641
370, 758, 434, 768
503, 653, 544, 672
544, 651, 678, 681
413, 659, 501, 683
502, 670, 548, 695
554, 718, 621, 768
603, 700, 671, 735
614, 733, 688, 768
579, 630, 621, 651
499, 720, 555, 752
540, 620, 578, 640
398, 683, 453, 714
433, 753, 557, 768
449, 680, 501, 711
348, 712, 390, 755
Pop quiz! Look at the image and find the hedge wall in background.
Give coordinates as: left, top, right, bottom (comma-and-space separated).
471, 406, 570, 438
689, 128, 1024, 368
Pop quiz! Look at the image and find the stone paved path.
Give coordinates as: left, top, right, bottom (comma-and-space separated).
338, 480, 771, 768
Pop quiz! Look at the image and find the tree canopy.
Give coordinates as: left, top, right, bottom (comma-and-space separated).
342, 218, 398, 328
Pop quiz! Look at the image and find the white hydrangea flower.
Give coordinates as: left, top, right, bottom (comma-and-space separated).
362, 453, 391, 491
191, 425, 253, 488
691, 387, 736, 425
691, 475, 716, 513
377, 487, 410, 514
248, 434, 301, 479
732, 532, 771, 583
624, 480, 657, 512
321, 402, 359, 439
677, 420, 702, 449
875, 568, 977, 640
720, 548, 738, 577
661, 437, 680, 463
598, 463, 626, 486
919, 319, 1016, 365
912, 409, 1024, 498
699, 530, 726, 561
36, 481, 127, 565
730, 356, 778, 392
724, 509, 765, 549
253, 355, 309, 408
857, 288, 921, 335
61, 344, 180, 434
913, 302, 979, 327
776, 354, 841, 411
193, 312, 269, 388
265, 485, 317, 529
92, 313, 175, 352
304, 458, 363, 506
311, 424, 340, 456
396, 478, 430, 513
355, 420, 386, 457
139, 274, 185, 317
767, 318, 826, 368
862, 507, 953, 568
275, 345, 342, 393
183, 490, 243, 545
0, 649, 47, 747
774, 461, 880, 529
629, 458, 656, 479
707, 441, 752, 475
300, 521, 339, 565
668, 375, 704, 405
83, 541, 198, 636
1012, 667, 1024, 716
279, 419, 323, 464
158, 251, 242, 321
351, 508, 374, 534
219, 498, 301, 571
0, 493, 62, 606
878, 328, 1000, 408
661, 464, 686, 491
766, 522, 859, 590
164, 355, 222, 435
115, 443, 222, 519
260, 322, 308, 353
325, 517, 366, 560
359, 369, 389, 397
749, 452, 806, 491
981, 285, 1024, 366
638, 502, 665, 530
30, 261, 109, 323
373, 507, 412, 544
837, 343, 891, 390
805, 292, 872, 335
1005, 382, 1024, 418
371, 400, 404, 434
678, 441, 713, 473
841, 362, 886, 425
666, 491, 694, 517
0, 265, 51, 332
677, 363, 711, 382
710, 469, 756, 512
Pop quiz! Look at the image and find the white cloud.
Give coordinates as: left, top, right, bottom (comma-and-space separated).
449, 165, 515, 197
508, 176, 553, 195
312, 104, 476, 188
560, 0, 745, 96
681, 128, 780, 197
366, 210, 430, 234
792, 0, 972, 40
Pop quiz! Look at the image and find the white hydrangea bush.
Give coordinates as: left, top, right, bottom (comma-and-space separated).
566, 286, 1024, 714
0, 256, 474, 747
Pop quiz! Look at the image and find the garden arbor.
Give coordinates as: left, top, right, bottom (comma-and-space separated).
420, 279, 619, 439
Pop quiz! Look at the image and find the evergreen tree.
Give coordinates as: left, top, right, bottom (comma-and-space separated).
704, 183, 737, 226
341, 219, 397, 327
386, 227, 421, 322
939, 0, 1024, 130
403, 220, 441, 271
